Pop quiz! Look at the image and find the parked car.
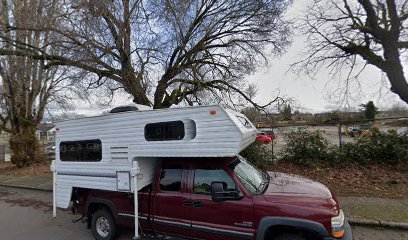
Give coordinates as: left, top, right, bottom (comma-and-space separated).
262, 130, 276, 140
72, 156, 352, 240
345, 126, 361, 137
256, 132, 271, 143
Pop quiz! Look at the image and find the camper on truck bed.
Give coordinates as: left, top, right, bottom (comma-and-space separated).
51, 105, 352, 240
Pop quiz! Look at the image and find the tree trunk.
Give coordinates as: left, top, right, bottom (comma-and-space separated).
153, 69, 179, 109
0, 0, 59, 168
382, 40, 408, 105
385, 68, 408, 105
121, 62, 151, 106
9, 121, 43, 168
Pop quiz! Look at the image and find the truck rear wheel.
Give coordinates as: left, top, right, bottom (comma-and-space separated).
91, 208, 117, 240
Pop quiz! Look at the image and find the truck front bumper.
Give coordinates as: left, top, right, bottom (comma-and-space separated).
325, 220, 353, 240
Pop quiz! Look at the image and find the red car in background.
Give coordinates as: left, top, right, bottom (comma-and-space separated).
262, 130, 276, 140
256, 132, 271, 143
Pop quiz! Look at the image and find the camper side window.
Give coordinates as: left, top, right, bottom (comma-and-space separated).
60, 139, 102, 162
145, 121, 185, 141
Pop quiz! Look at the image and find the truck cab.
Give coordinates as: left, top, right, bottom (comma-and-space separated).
72, 156, 352, 240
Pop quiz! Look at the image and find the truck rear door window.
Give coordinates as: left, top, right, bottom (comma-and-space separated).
159, 168, 182, 191
194, 169, 236, 195
60, 139, 102, 162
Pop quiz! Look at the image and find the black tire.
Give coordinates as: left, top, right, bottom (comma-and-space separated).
91, 208, 117, 240
272, 233, 307, 240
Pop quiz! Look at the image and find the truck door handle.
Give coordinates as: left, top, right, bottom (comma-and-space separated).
182, 201, 192, 207
192, 202, 203, 208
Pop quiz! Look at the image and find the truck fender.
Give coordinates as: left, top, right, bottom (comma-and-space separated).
85, 198, 119, 228
256, 216, 330, 240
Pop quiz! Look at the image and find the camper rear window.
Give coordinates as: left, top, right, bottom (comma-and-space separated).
59, 139, 102, 162
145, 121, 185, 141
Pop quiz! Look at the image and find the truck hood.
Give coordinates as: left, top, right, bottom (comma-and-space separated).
263, 172, 333, 198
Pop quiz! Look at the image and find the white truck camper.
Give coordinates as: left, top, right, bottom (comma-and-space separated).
51, 105, 256, 239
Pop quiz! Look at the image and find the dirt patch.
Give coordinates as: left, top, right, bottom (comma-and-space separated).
0, 190, 12, 197
3, 198, 52, 212
270, 162, 408, 199
0, 162, 51, 176
0, 188, 51, 212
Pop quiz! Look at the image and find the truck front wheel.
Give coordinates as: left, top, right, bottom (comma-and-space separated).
91, 208, 117, 240
272, 233, 307, 240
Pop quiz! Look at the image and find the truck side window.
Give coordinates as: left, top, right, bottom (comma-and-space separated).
160, 168, 182, 191
194, 169, 236, 195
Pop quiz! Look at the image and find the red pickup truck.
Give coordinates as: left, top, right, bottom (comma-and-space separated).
72, 156, 352, 240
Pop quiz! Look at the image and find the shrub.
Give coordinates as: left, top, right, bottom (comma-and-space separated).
278, 128, 408, 167
279, 129, 332, 167
240, 142, 274, 170
338, 130, 408, 164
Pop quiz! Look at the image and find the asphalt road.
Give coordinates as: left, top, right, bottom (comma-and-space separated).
0, 186, 407, 240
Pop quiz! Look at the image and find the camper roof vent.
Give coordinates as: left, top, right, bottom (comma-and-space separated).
110, 105, 139, 113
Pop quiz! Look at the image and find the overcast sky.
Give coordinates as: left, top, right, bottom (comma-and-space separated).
66, 0, 407, 117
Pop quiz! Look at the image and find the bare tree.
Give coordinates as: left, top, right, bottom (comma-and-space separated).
295, 0, 408, 105
150, 0, 291, 108
0, 0, 79, 167
0, 0, 292, 109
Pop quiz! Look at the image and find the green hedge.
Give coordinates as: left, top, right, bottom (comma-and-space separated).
338, 130, 408, 165
241, 129, 408, 168
277, 129, 407, 167
279, 129, 333, 167
240, 142, 274, 170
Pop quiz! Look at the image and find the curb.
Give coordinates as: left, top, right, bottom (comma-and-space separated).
0, 183, 52, 192
349, 217, 408, 230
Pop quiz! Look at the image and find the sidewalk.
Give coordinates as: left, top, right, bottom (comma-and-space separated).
0, 174, 52, 191
338, 196, 408, 229
0, 174, 407, 229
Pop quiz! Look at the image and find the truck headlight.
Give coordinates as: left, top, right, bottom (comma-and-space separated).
331, 209, 345, 238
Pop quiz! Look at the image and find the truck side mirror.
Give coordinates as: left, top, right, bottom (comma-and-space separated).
211, 181, 242, 202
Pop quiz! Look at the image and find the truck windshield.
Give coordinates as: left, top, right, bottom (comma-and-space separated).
229, 156, 265, 194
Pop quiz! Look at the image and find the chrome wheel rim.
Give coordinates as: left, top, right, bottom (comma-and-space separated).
96, 216, 110, 238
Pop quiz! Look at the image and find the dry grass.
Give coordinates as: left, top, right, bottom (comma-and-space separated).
0, 162, 51, 176
271, 162, 408, 199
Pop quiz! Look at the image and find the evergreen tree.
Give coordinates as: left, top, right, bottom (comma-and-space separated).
282, 104, 292, 121
361, 101, 378, 120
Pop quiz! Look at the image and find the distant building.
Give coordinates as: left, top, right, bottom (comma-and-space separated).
0, 131, 10, 145
0, 131, 10, 162
36, 123, 56, 142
